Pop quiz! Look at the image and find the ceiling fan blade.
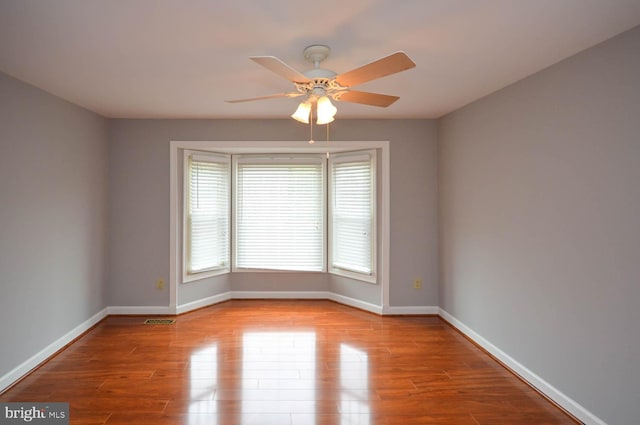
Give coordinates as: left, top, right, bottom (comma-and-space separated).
225, 92, 304, 103
250, 56, 311, 84
335, 52, 416, 87
336, 90, 400, 107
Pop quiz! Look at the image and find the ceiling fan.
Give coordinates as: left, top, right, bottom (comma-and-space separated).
226, 45, 416, 124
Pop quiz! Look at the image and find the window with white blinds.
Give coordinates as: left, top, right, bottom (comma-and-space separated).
184, 151, 230, 279
234, 156, 325, 272
329, 150, 376, 282
182, 149, 378, 283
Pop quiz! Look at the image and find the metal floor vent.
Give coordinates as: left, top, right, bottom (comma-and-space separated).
144, 318, 176, 325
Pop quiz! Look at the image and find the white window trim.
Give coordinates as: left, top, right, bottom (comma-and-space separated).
169, 141, 390, 312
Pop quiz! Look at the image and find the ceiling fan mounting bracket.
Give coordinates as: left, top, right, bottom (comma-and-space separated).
303, 45, 330, 66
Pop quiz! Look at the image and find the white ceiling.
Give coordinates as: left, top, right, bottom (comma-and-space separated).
1, 0, 639, 119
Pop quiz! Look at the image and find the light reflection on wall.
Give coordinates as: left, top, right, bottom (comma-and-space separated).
242, 332, 316, 422
340, 343, 371, 425
189, 343, 218, 425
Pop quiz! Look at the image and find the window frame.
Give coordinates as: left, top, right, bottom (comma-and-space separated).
182, 149, 231, 283
328, 149, 378, 284
170, 140, 390, 312
232, 154, 327, 273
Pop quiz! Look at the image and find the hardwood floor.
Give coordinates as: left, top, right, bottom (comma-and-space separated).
1, 300, 579, 424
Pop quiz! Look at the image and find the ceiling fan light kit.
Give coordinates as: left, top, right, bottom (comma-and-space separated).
227, 44, 416, 125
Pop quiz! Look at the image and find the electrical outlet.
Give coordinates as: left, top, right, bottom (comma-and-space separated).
156, 279, 165, 290
413, 278, 422, 289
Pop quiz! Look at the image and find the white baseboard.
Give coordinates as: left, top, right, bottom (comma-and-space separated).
176, 291, 385, 315
229, 290, 330, 300
438, 308, 604, 425
106, 305, 175, 315
383, 305, 439, 315
111, 294, 437, 318
0, 308, 109, 393
176, 292, 232, 315
327, 293, 383, 315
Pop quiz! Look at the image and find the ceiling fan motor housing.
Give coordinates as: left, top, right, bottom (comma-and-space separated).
295, 76, 347, 101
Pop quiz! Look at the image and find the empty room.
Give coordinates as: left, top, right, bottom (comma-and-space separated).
1, 1, 639, 424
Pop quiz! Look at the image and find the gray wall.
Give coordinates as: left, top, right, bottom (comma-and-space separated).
0, 72, 109, 377
108, 119, 439, 308
333, 120, 439, 307
438, 26, 640, 425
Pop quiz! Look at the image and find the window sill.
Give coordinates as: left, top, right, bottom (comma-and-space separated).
329, 268, 378, 285
182, 268, 230, 284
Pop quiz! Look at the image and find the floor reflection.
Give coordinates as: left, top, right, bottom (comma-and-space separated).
243, 332, 316, 423
184, 331, 372, 424
189, 343, 218, 425
340, 343, 371, 425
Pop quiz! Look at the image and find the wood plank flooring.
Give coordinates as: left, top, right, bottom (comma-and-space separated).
0, 300, 579, 424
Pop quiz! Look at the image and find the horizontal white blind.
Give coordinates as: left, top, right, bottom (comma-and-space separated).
186, 153, 229, 274
330, 152, 375, 276
235, 157, 324, 271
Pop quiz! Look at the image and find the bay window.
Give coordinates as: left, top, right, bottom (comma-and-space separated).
183, 149, 377, 282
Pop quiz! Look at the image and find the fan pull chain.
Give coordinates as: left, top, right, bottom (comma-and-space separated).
309, 117, 314, 144
326, 123, 330, 158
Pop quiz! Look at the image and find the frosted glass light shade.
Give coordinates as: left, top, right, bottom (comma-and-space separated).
292, 101, 311, 123
316, 96, 337, 125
